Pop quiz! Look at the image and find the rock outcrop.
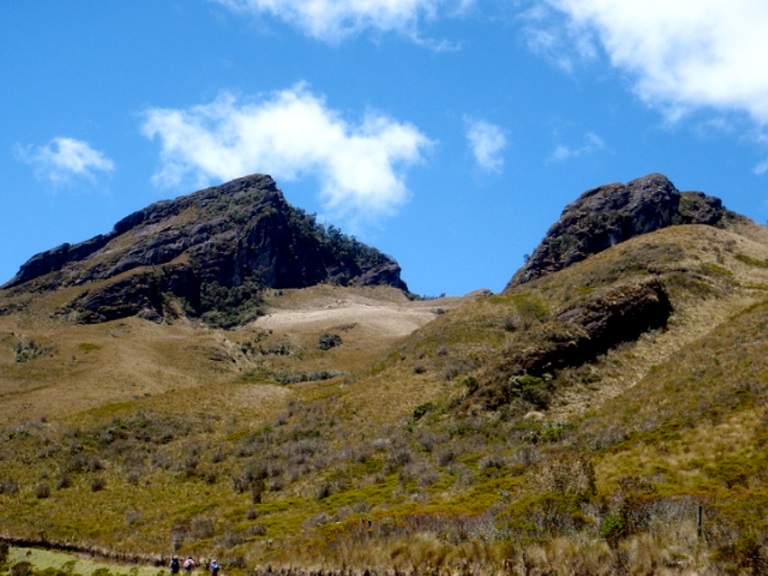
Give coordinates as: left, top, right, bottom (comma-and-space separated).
506, 173, 731, 288
3, 174, 409, 326
476, 279, 673, 410
524, 279, 672, 375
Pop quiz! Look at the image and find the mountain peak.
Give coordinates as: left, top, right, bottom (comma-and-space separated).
4, 174, 408, 327
506, 173, 732, 289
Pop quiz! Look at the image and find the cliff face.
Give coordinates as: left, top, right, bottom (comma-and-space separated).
506, 173, 732, 289
3, 174, 408, 326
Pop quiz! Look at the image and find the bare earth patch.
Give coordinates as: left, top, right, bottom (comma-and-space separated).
253, 285, 468, 340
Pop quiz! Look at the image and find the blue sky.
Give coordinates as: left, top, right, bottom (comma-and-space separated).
3, 1, 768, 297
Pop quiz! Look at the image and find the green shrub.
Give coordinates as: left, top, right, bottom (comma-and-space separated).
11, 561, 33, 576
412, 402, 436, 421
734, 253, 768, 268
601, 514, 625, 548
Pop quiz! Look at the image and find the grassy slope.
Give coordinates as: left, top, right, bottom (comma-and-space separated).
4, 546, 166, 576
3, 222, 768, 573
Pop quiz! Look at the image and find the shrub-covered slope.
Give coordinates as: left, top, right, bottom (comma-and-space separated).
2, 176, 768, 574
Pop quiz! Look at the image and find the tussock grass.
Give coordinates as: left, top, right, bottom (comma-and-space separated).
5, 222, 768, 572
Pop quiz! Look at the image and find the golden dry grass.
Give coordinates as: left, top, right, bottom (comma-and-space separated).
4, 220, 768, 573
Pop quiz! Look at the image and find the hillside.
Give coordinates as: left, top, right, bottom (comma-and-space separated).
2, 174, 407, 328
2, 174, 768, 575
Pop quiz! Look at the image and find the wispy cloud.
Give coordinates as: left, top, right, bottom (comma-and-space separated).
544, 0, 768, 124
549, 131, 606, 162
465, 117, 506, 172
14, 137, 115, 185
213, 0, 473, 45
141, 84, 432, 221
754, 161, 768, 176
520, 3, 597, 73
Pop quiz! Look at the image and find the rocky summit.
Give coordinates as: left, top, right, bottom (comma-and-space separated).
2, 174, 407, 326
506, 173, 734, 288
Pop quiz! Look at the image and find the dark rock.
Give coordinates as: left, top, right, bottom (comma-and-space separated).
538, 279, 672, 373
5, 174, 408, 326
677, 191, 725, 225
352, 261, 407, 288
507, 173, 730, 288
479, 279, 672, 409
67, 271, 166, 324
137, 307, 165, 324
7, 234, 114, 288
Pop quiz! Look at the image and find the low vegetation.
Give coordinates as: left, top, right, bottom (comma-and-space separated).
3, 224, 768, 573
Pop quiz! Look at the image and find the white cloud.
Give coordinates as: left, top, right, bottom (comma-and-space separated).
14, 137, 115, 184
214, 0, 472, 44
465, 117, 506, 172
141, 85, 432, 220
549, 131, 606, 162
545, 0, 768, 124
520, 3, 597, 73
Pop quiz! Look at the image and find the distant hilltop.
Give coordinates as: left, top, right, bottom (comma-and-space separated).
3, 174, 408, 327
507, 173, 737, 289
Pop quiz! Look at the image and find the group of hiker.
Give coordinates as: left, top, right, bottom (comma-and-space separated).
170, 556, 219, 576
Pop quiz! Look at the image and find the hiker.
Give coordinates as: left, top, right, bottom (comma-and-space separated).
170, 556, 181, 575
208, 558, 220, 576
183, 557, 196, 574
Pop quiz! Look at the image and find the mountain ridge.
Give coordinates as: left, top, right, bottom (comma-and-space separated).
3, 174, 408, 327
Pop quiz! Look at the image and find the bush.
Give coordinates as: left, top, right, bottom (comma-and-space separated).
412, 402, 436, 421
317, 333, 342, 351
57, 473, 72, 490
13, 337, 50, 363
0, 477, 19, 494
315, 482, 334, 501
231, 460, 268, 503
36, 482, 51, 499
601, 514, 625, 548
11, 562, 33, 576
190, 517, 216, 539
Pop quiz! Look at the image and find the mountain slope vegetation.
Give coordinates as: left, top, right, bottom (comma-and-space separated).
2, 175, 768, 575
